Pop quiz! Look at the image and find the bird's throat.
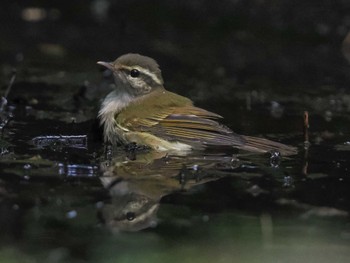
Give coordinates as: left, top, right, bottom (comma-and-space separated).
99, 90, 134, 116
98, 90, 134, 142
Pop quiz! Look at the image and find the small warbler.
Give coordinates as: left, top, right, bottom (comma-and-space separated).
97, 53, 297, 156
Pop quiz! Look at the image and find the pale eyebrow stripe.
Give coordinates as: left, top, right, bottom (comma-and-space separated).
122, 65, 162, 85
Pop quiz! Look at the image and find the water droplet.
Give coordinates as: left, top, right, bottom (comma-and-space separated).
269, 101, 284, 118
269, 150, 281, 167
23, 164, 31, 170
283, 176, 294, 188
0, 148, 9, 156
96, 201, 104, 209
106, 145, 113, 161
149, 220, 158, 228
66, 210, 77, 219
25, 106, 33, 115
58, 163, 65, 175
230, 156, 239, 169
56, 199, 63, 206
202, 215, 209, 222
324, 110, 332, 122
246, 185, 267, 196
63, 164, 99, 177
193, 165, 202, 182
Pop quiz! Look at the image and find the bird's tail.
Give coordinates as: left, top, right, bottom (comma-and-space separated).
240, 135, 298, 156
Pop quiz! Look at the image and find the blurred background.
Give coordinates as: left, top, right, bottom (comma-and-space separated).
1, 1, 350, 263
1, 0, 350, 132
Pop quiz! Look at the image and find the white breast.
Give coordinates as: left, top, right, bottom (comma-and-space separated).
98, 90, 133, 143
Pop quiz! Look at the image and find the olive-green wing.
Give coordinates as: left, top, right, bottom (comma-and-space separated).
116, 90, 245, 148
116, 90, 297, 155
155, 107, 246, 147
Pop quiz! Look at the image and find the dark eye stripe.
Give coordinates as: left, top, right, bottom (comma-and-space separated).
122, 68, 160, 86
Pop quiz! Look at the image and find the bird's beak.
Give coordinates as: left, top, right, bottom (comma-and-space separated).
97, 61, 114, 71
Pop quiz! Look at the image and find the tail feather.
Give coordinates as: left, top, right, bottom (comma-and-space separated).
241, 136, 298, 156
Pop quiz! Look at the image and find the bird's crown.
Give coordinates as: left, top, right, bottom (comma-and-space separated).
114, 53, 164, 86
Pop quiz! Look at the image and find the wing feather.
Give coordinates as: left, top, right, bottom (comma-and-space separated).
114, 90, 297, 155
148, 109, 245, 147
117, 90, 246, 148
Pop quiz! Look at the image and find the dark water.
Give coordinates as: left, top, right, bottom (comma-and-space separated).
1, 1, 350, 262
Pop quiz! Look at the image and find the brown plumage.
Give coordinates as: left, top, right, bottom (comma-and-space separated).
98, 53, 297, 156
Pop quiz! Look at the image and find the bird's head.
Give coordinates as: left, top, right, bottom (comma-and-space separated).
98, 53, 164, 97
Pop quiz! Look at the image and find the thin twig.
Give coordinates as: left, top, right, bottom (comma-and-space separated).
303, 111, 309, 146
0, 69, 16, 113
4, 69, 16, 98
302, 111, 310, 175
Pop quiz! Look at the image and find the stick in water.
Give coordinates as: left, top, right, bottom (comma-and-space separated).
303, 111, 309, 146
0, 69, 16, 112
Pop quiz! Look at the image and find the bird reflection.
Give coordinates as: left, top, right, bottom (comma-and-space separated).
99, 148, 262, 232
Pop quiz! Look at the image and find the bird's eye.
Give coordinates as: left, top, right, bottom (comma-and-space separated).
130, 69, 140, 78
126, 212, 136, 221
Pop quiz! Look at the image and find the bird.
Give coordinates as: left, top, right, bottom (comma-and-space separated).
97, 53, 297, 156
